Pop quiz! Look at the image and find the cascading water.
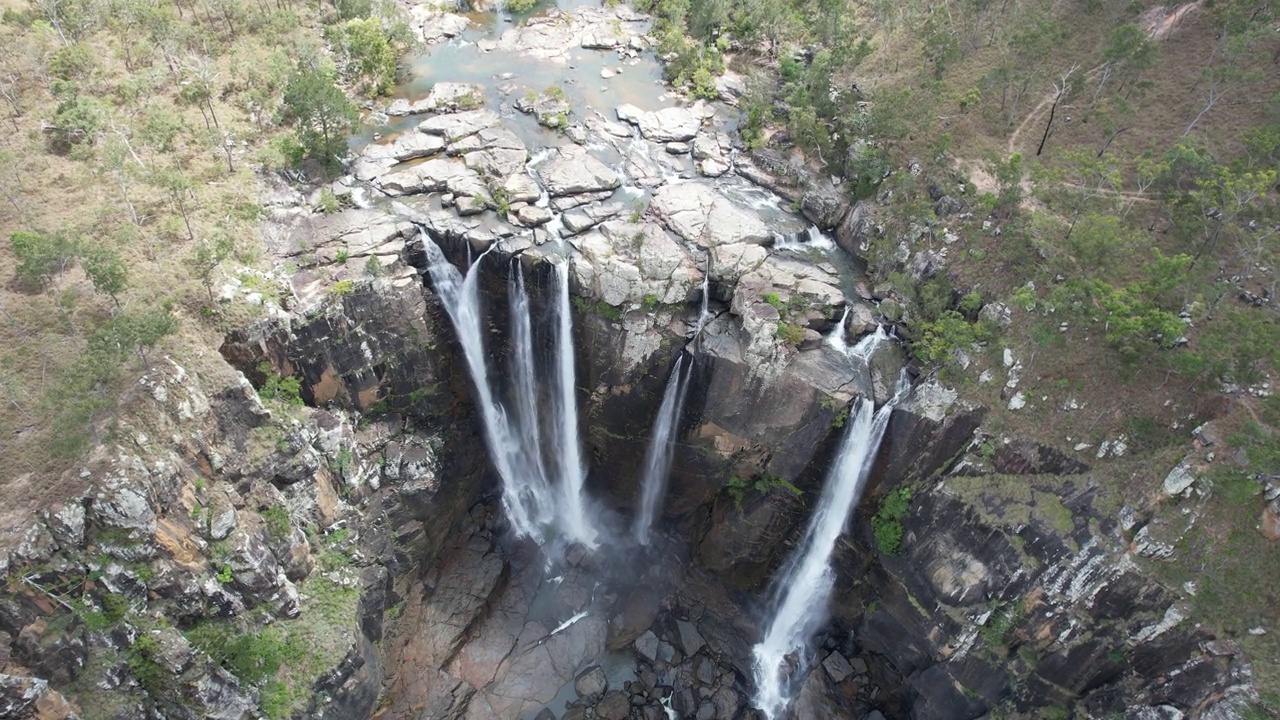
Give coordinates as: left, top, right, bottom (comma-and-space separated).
550, 259, 598, 548
691, 264, 714, 338
421, 232, 597, 547
633, 355, 689, 545
751, 376, 908, 719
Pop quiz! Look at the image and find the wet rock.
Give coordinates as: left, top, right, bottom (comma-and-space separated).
516, 205, 552, 227
418, 109, 501, 143
676, 620, 705, 656
636, 630, 660, 663
575, 665, 608, 699
596, 691, 631, 720
800, 181, 850, 230
535, 145, 622, 197
625, 105, 705, 143
823, 651, 855, 683
386, 82, 484, 116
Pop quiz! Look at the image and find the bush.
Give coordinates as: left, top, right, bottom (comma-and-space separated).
257, 362, 304, 405
776, 322, 806, 346
872, 487, 911, 555
10, 230, 77, 288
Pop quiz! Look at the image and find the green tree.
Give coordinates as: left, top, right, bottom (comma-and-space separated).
90, 309, 177, 369
279, 62, 358, 172
325, 17, 397, 95
83, 247, 128, 304
148, 165, 197, 241
10, 230, 77, 288
187, 235, 234, 303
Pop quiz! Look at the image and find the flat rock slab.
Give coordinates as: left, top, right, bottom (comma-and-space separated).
387, 82, 484, 116
651, 183, 771, 248
418, 109, 501, 143
535, 146, 621, 198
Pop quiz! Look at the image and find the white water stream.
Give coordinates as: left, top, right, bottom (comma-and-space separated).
422, 232, 597, 547
633, 355, 689, 545
751, 375, 908, 719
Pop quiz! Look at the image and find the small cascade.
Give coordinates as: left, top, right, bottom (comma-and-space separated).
691, 264, 714, 339
420, 232, 597, 547
773, 225, 837, 252
751, 374, 910, 720
825, 307, 852, 354
633, 355, 690, 545
849, 324, 889, 363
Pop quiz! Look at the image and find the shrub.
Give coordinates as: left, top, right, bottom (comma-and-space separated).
257, 362, 304, 405
776, 322, 806, 346
872, 487, 911, 555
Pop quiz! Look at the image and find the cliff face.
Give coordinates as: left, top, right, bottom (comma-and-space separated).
0, 214, 1254, 720
0, 9, 1260, 720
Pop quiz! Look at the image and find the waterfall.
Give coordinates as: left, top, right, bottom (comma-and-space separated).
421, 233, 597, 547
751, 378, 908, 719
849, 324, 889, 363
691, 265, 714, 338
550, 260, 597, 548
633, 355, 689, 545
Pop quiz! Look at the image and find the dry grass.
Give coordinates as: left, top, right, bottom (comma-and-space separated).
0, 0, 339, 543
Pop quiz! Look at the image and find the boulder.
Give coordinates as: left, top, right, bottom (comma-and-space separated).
535, 146, 621, 197
574, 665, 608, 699
632, 106, 703, 142
418, 109, 501, 143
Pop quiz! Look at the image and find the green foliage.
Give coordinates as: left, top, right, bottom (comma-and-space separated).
280, 62, 359, 173
50, 92, 107, 150
364, 255, 383, 276
89, 310, 178, 367
50, 43, 97, 81
724, 472, 802, 509
260, 506, 292, 542
914, 310, 993, 365
187, 235, 236, 303
762, 291, 783, 309
979, 601, 1026, 647
776, 322, 806, 346
872, 487, 911, 555
572, 296, 624, 321
10, 230, 77, 288
256, 362, 304, 406
128, 633, 169, 698
506, 0, 537, 11
82, 248, 128, 301
318, 188, 341, 213
329, 279, 356, 296
325, 17, 400, 95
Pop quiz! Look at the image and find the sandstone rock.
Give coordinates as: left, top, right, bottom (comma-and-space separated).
630, 106, 703, 142
635, 630, 660, 663
418, 109, 501, 143
535, 146, 621, 197
45, 503, 85, 549
676, 620, 705, 656
409, 9, 469, 43
698, 158, 730, 177
561, 202, 623, 235
1162, 462, 1197, 496
800, 181, 850, 230
574, 665, 608, 698
650, 183, 770, 248
596, 691, 631, 720
517, 205, 553, 227
386, 82, 484, 116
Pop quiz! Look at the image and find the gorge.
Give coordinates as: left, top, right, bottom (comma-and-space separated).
0, 2, 1270, 720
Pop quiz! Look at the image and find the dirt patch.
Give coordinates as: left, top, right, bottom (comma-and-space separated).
1140, 1, 1204, 41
